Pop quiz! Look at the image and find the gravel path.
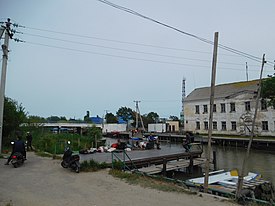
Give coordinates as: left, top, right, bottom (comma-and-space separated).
0, 152, 238, 206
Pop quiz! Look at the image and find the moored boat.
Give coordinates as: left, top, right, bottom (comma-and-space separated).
185, 169, 275, 204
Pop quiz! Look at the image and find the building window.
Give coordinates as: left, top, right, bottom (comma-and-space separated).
213, 121, 217, 130
231, 121, 237, 131
262, 121, 268, 131
230, 103, 236, 112
195, 105, 200, 114
221, 121, 226, 130
213, 104, 216, 113
261, 99, 267, 110
203, 105, 208, 113
221, 103, 226, 113
196, 122, 200, 130
204, 122, 208, 130
245, 101, 251, 111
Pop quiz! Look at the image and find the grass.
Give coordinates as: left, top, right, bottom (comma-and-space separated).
80, 159, 109, 172
109, 169, 196, 194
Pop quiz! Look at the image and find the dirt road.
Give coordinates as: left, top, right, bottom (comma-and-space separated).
0, 152, 237, 206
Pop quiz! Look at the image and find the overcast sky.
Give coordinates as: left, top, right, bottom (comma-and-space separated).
1, 0, 274, 120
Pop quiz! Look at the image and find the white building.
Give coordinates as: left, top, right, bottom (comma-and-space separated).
184, 79, 275, 136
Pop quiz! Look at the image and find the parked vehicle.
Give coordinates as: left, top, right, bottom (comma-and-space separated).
11, 152, 25, 168
61, 141, 80, 173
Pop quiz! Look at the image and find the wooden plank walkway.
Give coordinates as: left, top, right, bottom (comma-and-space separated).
137, 157, 206, 175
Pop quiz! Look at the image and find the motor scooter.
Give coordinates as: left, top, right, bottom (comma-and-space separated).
10, 142, 25, 168
61, 141, 80, 173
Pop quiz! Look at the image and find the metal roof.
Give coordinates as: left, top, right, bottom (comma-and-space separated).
185, 79, 259, 102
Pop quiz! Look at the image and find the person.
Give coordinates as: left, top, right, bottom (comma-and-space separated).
5, 132, 26, 165
147, 133, 161, 150
182, 132, 191, 152
26, 131, 33, 151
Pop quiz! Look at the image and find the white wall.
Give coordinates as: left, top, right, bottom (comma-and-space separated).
148, 123, 166, 133
184, 93, 275, 136
103, 124, 127, 133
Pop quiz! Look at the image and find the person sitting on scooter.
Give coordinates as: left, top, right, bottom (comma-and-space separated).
5, 132, 26, 165
182, 132, 191, 152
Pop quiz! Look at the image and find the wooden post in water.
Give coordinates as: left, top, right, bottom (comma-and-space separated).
162, 158, 167, 176
189, 156, 194, 174
213, 151, 217, 171
204, 32, 219, 193
236, 54, 266, 199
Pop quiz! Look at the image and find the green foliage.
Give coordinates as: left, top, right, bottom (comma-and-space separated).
105, 112, 117, 123
33, 133, 93, 154
169, 115, 179, 121
262, 76, 275, 108
86, 125, 102, 143
109, 170, 196, 194
147, 112, 159, 123
112, 159, 124, 170
142, 112, 159, 127
46, 116, 67, 123
80, 160, 109, 172
116, 106, 134, 122
27, 115, 46, 123
3, 97, 27, 146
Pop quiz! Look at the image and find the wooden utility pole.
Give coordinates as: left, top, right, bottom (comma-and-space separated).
134, 100, 145, 131
204, 32, 219, 193
236, 54, 266, 198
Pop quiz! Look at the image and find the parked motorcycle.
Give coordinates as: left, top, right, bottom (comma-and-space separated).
11, 152, 25, 168
61, 141, 80, 173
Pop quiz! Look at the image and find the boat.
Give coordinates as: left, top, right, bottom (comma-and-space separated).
185, 169, 275, 204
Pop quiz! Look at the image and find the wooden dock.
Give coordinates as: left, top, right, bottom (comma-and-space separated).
137, 157, 206, 175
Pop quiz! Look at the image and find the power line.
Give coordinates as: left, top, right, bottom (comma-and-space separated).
95, 0, 268, 64
24, 41, 272, 72
19, 24, 274, 67
22, 32, 266, 67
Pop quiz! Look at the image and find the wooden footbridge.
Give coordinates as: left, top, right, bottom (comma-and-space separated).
137, 157, 206, 175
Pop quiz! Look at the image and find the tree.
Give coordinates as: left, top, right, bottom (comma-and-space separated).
145, 112, 159, 124
116, 107, 134, 122
27, 115, 46, 123
3, 97, 27, 145
169, 115, 179, 121
47, 116, 60, 122
261, 76, 275, 108
105, 112, 117, 123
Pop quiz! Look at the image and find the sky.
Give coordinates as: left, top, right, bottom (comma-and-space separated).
0, 0, 275, 120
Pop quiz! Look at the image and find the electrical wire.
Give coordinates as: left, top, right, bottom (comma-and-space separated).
22, 32, 266, 67
20, 25, 275, 67
95, 0, 269, 65
24, 40, 271, 73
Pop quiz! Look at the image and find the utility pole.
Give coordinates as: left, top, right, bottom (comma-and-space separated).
246, 62, 249, 81
134, 100, 145, 131
204, 32, 219, 193
236, 54, 266, 199
0, 19, 12, 154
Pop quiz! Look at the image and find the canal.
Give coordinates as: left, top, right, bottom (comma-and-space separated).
106, 138, 275, 185
162, 141, 275, 185
209, 144, 275, 185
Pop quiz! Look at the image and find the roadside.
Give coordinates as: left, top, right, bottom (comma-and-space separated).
0, 152, 238, 206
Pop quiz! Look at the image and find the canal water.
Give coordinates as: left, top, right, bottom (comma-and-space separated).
163, 141, 275, 185
208, 145, 275, 185
106, 138, 275, 185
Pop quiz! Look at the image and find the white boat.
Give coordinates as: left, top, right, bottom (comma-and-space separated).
187, 169, 260, 187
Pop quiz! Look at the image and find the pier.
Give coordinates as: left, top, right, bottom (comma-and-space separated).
80, 142, 210, 175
